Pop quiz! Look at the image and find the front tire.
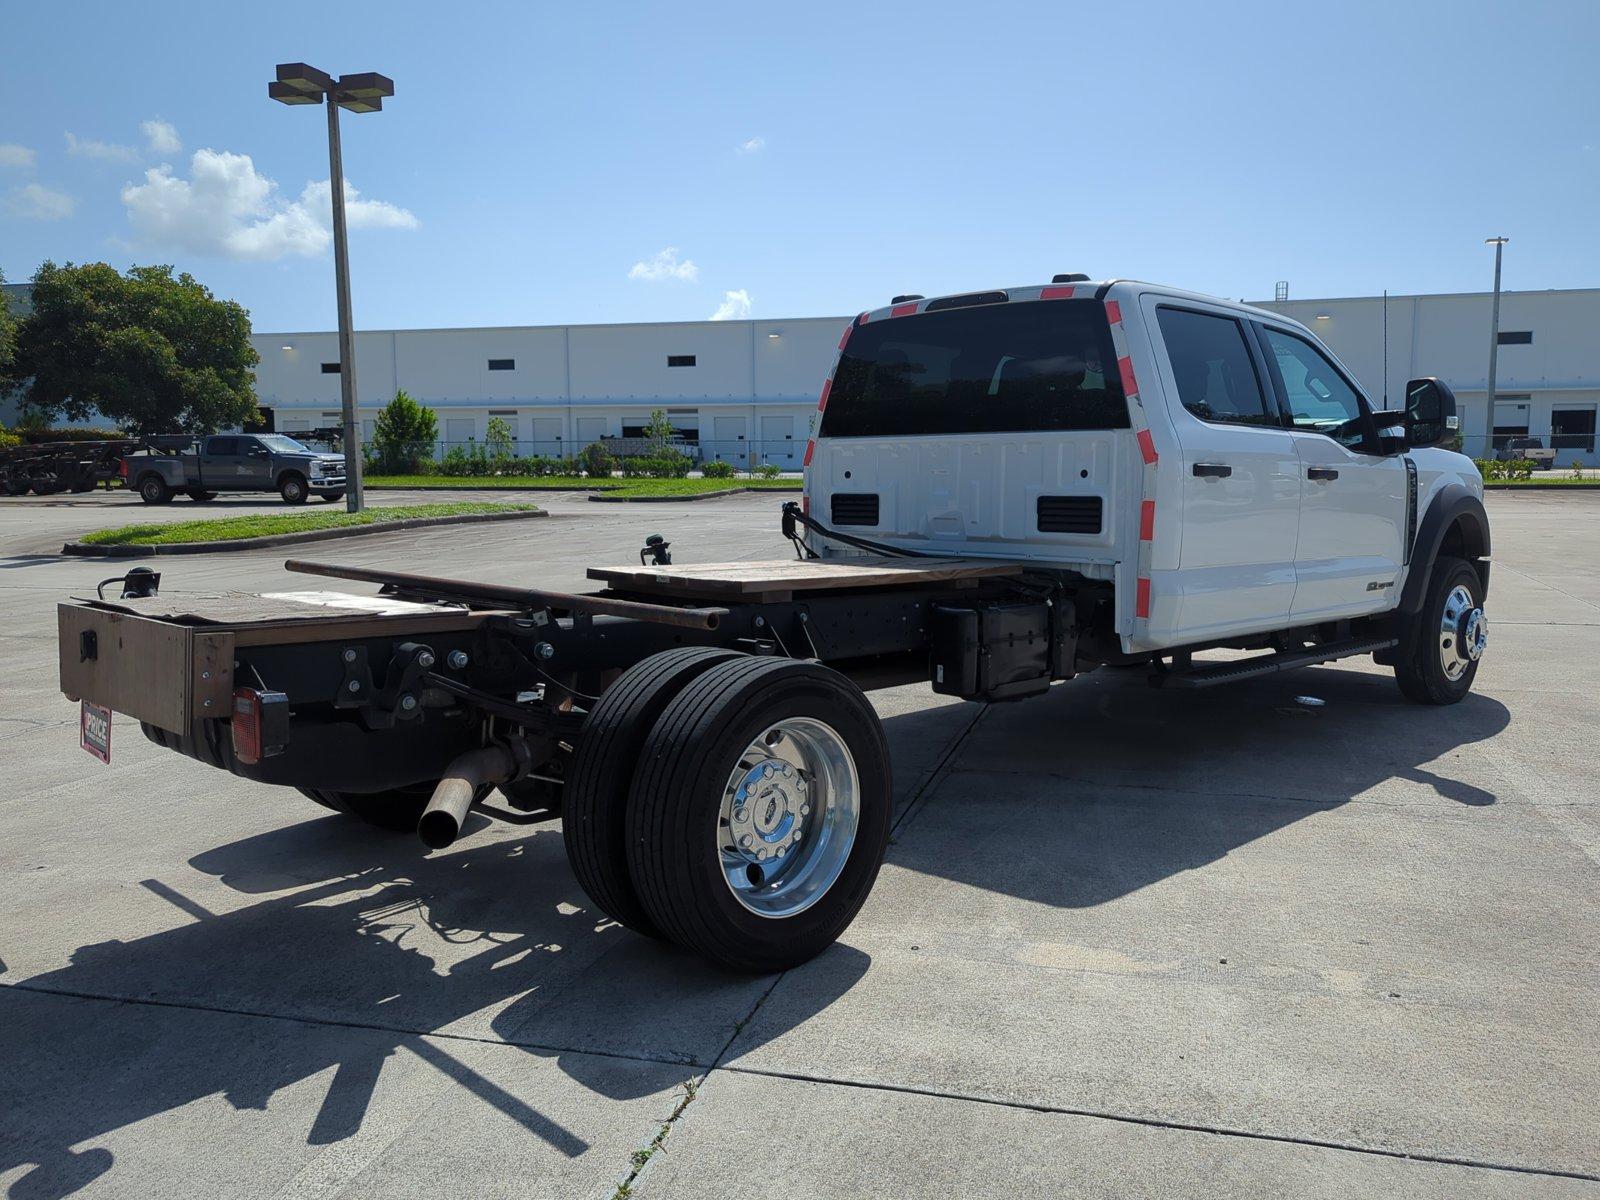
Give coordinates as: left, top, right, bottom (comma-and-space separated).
322, 491, 345, 504
280, 473, 308, 504
138, 476, 171, 504
1394, 556, 1486, 705
625, 657, 892, 973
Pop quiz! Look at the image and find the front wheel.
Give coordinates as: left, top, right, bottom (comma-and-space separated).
321, 491, 345, 504
279, 473, 308, 504
625, 657, 892, 973
1394, 556, 1486, 705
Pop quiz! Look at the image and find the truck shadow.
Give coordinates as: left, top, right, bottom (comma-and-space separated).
881, 663, 1512, 911
0, 819, 866, 1199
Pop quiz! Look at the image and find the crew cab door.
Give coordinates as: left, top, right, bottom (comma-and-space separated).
1144, 299, 1300, 638
1254, 324, 1406, 621
199, 436, 243, 484
236, 437, 275, 487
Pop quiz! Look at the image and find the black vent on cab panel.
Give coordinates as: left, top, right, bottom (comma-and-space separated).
1036, 495, 1102, 534
831, 493, 880, 527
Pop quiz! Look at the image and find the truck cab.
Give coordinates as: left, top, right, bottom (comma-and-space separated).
803, 279, 1488, 680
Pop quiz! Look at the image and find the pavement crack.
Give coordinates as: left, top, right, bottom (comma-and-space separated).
888, 701, 989, 842
714, 1064, 1600, 1185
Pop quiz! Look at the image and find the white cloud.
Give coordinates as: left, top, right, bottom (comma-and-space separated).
737, 136, 766, 154
6, 182, 76, 221
628, 246, 699, 283
141, 119, 182, 157
710, 289, 752, 321
120, 148, 418, 261
0, 143, 36, 170
65, 132, 140, 163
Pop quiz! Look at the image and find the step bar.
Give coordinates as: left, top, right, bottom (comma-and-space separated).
1152, 636, 1398, 689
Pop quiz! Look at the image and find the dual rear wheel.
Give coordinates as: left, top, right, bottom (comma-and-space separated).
565, 649, 892, 973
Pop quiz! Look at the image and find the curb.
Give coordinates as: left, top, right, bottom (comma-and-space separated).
1484, 482, 1600, 491
585, 486, 801, 503
62, 508, 546, 557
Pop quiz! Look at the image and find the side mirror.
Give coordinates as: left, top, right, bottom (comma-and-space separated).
1403, 377, 1459, 449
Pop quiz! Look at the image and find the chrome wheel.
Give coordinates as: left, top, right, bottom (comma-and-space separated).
718, 716, 859, 919
1438, 584, 1487, 681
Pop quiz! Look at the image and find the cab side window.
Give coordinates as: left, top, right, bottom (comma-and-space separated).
1156, 308, 1276, 428
1261, 328, 1366, 446
207, 437, 238, 455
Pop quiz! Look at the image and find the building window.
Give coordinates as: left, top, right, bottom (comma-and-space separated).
1496, 331, 1533, 346
487, 358, 515, 371
667, 354, 696, 367
321, 362, 341, 374
1552, 407, 1596, 454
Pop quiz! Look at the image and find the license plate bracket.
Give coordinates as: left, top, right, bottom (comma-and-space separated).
80, 699, 112, 763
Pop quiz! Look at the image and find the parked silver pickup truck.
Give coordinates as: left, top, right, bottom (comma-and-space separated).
124, 433, 348, 504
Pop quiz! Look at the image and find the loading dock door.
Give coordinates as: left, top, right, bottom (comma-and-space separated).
576, 417, 608, 446
711, 415, 747, 464
760, 415, 795, 466
531, 417, 563, 455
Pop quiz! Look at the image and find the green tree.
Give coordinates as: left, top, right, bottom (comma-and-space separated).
370, 390, 438, 473
10, 261, 260, 435
644, 407, 674, 452
0, 268, 18, 388
485, 415, 515, 471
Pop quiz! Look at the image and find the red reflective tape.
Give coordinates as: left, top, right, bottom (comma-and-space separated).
1118, 355, 1139, 398
818, 378, 832, 411
890, 302, 919, 319
1136, 429, 1158, 465
838, 323, 853, 350
1139, 500, 1155, 541
1105, 299, 1122, 325
1040, 285, 1075, 300
802, 439, 815, 466
1135, 577, 1151, 619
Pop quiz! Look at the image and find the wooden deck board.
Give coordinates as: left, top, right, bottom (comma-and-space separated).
588, 555, 1023, 599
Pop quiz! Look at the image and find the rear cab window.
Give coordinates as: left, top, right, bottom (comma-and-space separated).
820, 300, 1129, 437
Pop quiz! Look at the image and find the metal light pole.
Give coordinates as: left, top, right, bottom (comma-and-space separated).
269, 63, 394, 513
1484, 236, 1509, 455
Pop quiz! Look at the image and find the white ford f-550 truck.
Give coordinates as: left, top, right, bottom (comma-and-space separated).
59, 278, 1488, 973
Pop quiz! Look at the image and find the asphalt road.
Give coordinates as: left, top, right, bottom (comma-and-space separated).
1, 488, 1596, 1199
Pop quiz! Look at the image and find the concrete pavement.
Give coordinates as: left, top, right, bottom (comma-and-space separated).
0, 488, 1595, 1198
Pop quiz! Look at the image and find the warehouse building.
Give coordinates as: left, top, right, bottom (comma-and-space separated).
251, 284, 1599, 468
250, 316, 851, 467
1259, 286, 1599, 464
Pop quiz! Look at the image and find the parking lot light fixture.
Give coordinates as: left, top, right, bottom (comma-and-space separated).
267, 62, 395, 513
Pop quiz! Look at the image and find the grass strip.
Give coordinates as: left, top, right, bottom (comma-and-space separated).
78, 501, 539, 547
363, 475, 801, 496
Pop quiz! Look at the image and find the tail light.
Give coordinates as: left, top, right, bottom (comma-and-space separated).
231, 687, 290, 764
117, 458, 129, 480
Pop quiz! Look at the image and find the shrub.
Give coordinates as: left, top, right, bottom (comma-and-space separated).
577, 442, 616, 478
485, 416, 516, 473
701, 459, 736, 479
619, 452, 693, 479
752, 462, 782, 479
371, 391, 438, 474
437, 445, 473, 477
1570, 459, 1587, 480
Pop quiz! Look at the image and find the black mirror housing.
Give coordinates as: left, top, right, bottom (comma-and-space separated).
1403, 377, 1459, 449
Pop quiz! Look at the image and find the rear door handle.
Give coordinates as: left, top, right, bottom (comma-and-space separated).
1307, 467, 1339, 481
1192, 463, 1232, 478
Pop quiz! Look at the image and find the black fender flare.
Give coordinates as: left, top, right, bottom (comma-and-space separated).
1400, 483, 1491, 615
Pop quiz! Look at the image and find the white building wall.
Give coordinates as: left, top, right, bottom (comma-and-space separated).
252, 315, 849, 465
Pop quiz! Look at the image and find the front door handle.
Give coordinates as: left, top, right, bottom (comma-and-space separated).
1307, 467, 1339, 481
1192, 463, 1232, 478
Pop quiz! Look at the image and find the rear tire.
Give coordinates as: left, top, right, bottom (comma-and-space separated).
186, 489, 217, 502
625, 657, 892, 973
564, 646, 745, 937
1394, 556, 1486, 705
138, 476, 171, 504
280, 473, 308, 504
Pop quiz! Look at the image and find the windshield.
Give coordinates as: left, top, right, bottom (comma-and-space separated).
821, 299, 1128, 438
255, 434, 312, 453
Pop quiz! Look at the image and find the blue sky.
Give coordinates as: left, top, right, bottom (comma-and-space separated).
2, 0, 1595, 333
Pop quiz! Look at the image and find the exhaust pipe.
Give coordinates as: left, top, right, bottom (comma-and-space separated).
418, 745, 518, 849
